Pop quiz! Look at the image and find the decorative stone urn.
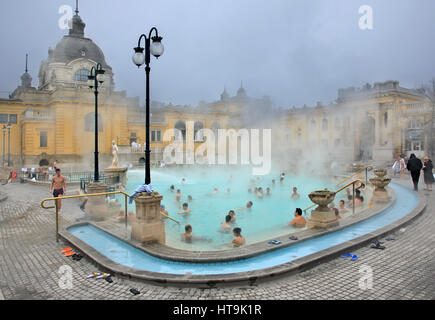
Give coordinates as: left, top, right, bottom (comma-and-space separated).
131, 191, 165, 244
104, 167, 128, 186
85, 181, 109, 221
369, 168, 391, 203
307, 189, 339, 229
353, 164, 365, 172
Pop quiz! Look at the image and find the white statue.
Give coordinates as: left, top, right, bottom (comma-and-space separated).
110, 140, 119, 168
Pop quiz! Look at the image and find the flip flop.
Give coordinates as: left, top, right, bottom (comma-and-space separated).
61, 247, 72, 253
385, 237, 395, 241
341, 253, 352, 258
130, 288, 140, 295
87, 272, 101, 279
72, 254, 83, 261
95, 273, 111, 279
64, 251, 76, 257
370, 243, 386, 250
105, 277, 113, 283
351, 255, 358, 261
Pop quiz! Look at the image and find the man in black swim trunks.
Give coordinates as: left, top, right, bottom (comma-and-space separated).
50, 168, 66, 214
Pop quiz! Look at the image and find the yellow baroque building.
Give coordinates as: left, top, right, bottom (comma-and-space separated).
0, 10, 433, 170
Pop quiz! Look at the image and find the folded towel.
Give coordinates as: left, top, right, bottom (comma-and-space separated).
129, 184, 153, 204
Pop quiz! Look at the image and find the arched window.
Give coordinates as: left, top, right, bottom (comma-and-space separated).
194, 121, 205, 142
39, 159, 49, 167
310, 119, 316, 128
322, 118, 328, 131
74, 69, 89, 82
334, 117, 341, 129
174, 120, 186, 141
384, 112, 388, 127
85, 113, 103, 132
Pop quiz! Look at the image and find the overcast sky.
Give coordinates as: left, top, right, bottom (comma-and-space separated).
1, 0, 435, 107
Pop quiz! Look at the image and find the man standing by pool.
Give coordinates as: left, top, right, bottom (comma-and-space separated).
50, 168, 66, 214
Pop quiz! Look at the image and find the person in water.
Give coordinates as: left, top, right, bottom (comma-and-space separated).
332, 207, 342, 219
265, 187, 271, 196
220, 215, 232, 233
211, 187, 218, 194
228, 210, 236, 222
160, 204, 169, 216
170, 185, 175, 192
289, 208, 306, 228
232, 227, 245, 246
187, 195, 193, 202
338, 200, 350, 213
181, 224, 204, 243
177, 203, 191, 214
239, 201, 253, 211
175, 189, 182, 203
291, 187, 300, 199
257, 187, 263, 198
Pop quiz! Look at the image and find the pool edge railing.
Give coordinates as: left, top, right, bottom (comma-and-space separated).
336, 165, 373, 186
303, 179, 363, 217
41, 190, 179, 242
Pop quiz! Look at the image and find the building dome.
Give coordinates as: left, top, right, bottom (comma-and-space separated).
47, 13, 109, 68
38, 9, 113, 91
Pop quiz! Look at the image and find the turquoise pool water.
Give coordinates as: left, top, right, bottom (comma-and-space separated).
69, 183, 418, 275
121, 167, 335, 250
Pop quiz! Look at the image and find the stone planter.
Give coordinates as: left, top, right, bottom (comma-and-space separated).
373, 168, 387, 178
307, 189, 339, 229
308, 189, 336, 212
369, 168, 391, 203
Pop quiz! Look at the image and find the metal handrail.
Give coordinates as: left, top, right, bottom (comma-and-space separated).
336, 165, 372, 186
303, 179, 363, 216
41, 190, 179, 242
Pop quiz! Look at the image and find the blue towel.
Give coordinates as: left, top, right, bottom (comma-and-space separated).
129, 184, 153, 204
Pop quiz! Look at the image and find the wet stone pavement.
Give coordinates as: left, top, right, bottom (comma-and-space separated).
0, 178, 434, 300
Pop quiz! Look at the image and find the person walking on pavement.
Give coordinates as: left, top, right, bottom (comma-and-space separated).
422, 156, 434, 191
406, 153, 423, 191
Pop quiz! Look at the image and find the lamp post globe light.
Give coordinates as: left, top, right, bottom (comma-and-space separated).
132, 27, 164, 185
87, 63, 105, 182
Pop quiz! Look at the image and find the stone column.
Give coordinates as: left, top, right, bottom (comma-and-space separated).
131, 191, 165, 244
85, 181, 108, 221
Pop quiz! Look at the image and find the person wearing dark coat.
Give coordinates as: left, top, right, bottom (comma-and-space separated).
406, 153, 423, 191
423, 156, 434, 191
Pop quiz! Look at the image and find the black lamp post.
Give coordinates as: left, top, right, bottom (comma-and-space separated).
2, 125, 6, 166
7, 123, 11, 166
132, 27, 164, 185
87, 63, 105, 182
